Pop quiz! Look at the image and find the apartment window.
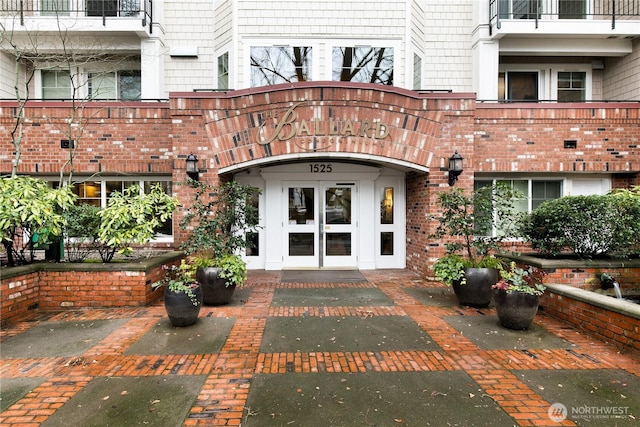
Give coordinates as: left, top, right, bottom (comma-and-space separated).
88, 71, 141, 100
250, 46, 312, 87
413, 54, 422, 90
557, 71, 586, 102
42, 70, 71, 99
87, 0, 118, 17
559, 0, 586, 19
41, 0, 70, 16
500, 71, 538, 101
218, 52, 229, 90
498, 0, 539, 19
332, 47, 394, 85
474, 179, 562, 236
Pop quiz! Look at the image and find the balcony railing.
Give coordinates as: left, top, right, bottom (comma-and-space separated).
1, 0, 153, 33
490, 0, 640, 32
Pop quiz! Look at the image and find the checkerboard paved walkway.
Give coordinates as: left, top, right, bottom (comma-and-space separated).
1, 270, 639, 426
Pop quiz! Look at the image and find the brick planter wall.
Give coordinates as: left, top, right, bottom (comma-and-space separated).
541, 284, 640, 353
0, 252, 182, 327
1, 269, 40, 327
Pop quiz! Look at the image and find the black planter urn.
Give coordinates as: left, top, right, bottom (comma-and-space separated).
196, 267, 237, 305
452, 267, 499, 308
493, 289, 539, 330
164, 284, 203, 327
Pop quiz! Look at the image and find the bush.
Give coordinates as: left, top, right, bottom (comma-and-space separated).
520, 192, 640, 258
63, 204, 102, 262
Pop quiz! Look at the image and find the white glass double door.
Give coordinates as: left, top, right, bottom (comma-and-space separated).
283, 181, 357, 268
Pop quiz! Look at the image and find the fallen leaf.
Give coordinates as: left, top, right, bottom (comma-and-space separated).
120, 391, 128, 396
102, 396, 110, 401
151, 399, 160, 405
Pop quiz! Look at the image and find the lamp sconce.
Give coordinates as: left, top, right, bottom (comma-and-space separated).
185, 153, 199, 181
447, 151, 463, 186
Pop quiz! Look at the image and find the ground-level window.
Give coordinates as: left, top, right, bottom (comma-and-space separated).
54, 177, 174, 239
474, 178, 563, 236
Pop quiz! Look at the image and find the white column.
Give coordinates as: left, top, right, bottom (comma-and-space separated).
141, 39, 165, 100
472, 40, 500, 101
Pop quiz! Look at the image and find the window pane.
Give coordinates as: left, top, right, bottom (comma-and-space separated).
557, 71, 585, 102
413, 54, 421, 90
218, 53, 229, 90
332, 47, 394, 85
246, 232, 259, 256
325, 187, 351, 224
42, 70, 71, 99
250, 46, 312, 87
289, 233, 314, 256
42, 0, 70, 16
289, 187, 314, 224
381, 232, 394, 255
326, 233, 351, 256
381, 187, 394, 224
507, 71, 538, 101
532, 181, 562, 210
90, 72, 116, 100
119, 70, 141, 100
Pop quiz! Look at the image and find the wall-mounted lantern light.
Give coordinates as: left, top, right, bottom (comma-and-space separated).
186, 153, 199, 181
448, 151, 463, 186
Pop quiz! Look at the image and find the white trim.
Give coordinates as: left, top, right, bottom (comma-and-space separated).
219, 152, 430, 174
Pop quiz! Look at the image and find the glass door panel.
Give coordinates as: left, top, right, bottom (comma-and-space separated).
283, 184, 319, 267
322, 184, 356, 268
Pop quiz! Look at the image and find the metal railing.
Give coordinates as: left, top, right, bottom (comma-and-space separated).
1, 0, 154, 32
490, 0, 640, 32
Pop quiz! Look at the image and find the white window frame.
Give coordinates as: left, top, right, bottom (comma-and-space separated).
474, 175, 611, 237
52, 176, 175, 242
499, 64, 592, 101
244, 40, 319, 88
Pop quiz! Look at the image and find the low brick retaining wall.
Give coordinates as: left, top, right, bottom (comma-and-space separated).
541, 284, 640, 353
1, 251, 182, 327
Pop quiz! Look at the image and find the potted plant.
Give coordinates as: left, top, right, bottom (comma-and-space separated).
431, 183, 523, 307
180, 180, 260, 305
152, 259, 203, 327
492, 262, 546, 330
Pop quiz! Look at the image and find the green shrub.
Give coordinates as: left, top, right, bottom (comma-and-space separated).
63, 204, 102, 262
520, 192, 640, 258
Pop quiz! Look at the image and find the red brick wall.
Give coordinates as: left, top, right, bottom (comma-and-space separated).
541, 291, 640, 353
543, 267, 640, 291
0, 255, 180, 326
0, 270, 40, 327
474, 103, 640, 175
2, 87, 638, 269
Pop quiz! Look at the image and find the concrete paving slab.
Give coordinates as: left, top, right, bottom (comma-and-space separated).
261, 316, 439, 352
443, 314, 573, 350
125, 317, 236, 355
244, 371, 514, 426
281, 269, 366, 283
39, 375, 206, 427
403, 287, 458, 307
0, 319, 128, 358
0, 378, 46, 412
515, 369, 640, 425
271, 288, 394, 307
